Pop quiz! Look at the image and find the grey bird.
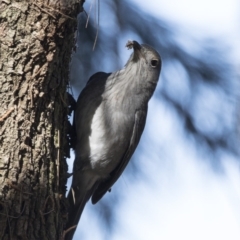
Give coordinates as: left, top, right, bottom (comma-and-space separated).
65, 40, 161, 239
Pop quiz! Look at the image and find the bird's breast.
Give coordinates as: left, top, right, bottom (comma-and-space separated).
88, 103, 133, 176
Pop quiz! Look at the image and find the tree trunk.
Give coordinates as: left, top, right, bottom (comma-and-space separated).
0, 1, 83, 239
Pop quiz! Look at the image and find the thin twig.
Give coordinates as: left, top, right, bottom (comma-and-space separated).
44, 4, 76, 21
0, 108, 14, 122
57, 129, 60, 192
0, 202, 26, 219
39, 196, 55, 223
61, 225, 77, 240
60, 92, 68, 107
7, 181, 33, 195
43, 195, 55, 212
42, 209, 54, 216
92, 0, 99, 51
85, 0, 94, 28
33, 3, 56, 19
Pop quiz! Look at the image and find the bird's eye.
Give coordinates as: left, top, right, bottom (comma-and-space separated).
151, 59, 159, 68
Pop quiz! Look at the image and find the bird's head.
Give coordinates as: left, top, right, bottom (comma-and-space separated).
125, 40, 161, 88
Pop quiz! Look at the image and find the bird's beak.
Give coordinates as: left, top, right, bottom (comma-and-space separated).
126, 40, 145, 62
126, 40, 141, 50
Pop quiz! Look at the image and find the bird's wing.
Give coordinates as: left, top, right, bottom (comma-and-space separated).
73, 71, 111, 151
86, 71, 111, 85
91, 109, 147, 204
66, 72, 112, 239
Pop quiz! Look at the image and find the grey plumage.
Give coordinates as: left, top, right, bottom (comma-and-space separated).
65, 41, 161, 239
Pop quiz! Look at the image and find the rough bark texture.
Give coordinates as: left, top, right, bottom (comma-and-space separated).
0, 0, 83, 239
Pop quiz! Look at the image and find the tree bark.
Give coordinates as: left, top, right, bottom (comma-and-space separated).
0, 1, 83, 239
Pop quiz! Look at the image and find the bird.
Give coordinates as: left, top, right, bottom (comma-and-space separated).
65, 40, 161, 240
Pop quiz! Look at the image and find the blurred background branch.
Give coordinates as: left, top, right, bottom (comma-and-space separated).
68, 0, 240, 239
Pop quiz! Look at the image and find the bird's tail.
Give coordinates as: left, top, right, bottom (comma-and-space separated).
64, 187, 91, 240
